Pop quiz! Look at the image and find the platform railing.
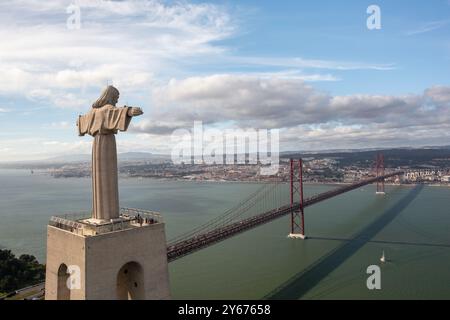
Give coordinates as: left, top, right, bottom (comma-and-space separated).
49, 207, 163, 235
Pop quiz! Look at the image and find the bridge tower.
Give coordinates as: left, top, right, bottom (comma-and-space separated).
375, 153, 386, 195
288, 159, 306, 239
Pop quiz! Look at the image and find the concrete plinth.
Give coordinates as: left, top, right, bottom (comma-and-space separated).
288, 233, 307, 240
45, 216, 171, 300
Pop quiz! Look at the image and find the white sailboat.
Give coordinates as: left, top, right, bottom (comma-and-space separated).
380, 250, 386, 263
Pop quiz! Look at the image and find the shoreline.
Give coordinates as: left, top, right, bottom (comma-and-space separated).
2, 168, 450, 188
126, 177, 450, 188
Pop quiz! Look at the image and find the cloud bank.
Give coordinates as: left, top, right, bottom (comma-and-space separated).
133, 74, 450, 151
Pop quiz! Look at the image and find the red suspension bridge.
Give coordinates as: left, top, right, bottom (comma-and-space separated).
166, 154, 403, 262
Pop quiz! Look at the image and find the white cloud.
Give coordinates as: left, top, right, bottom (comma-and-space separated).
0, 137, 93, 161
135, 74, 427, 131
227, 56, 396, 71
0, 134, 175, 161
132, 73, 450, 151
0, 0, 235, 109
144, 74, 330, 128
3, 69, 449, 160
44, 121, 71, 129
425, 85, 450, 105
406, 20, 449, 35
0, 0, 394, 112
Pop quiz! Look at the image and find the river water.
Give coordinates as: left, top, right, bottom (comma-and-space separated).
1, 169, 449, 299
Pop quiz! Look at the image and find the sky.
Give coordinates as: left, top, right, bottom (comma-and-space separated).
0, 0, 449, 161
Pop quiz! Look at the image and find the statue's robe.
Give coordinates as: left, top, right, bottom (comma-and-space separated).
77, 105, 131, 221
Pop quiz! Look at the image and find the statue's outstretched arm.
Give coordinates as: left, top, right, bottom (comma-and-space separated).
126, 106, 143, 117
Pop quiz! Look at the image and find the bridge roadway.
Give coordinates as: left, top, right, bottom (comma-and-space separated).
166, 171, 404, 262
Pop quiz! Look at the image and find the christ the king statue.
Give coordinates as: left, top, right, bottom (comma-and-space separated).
77, 86, 143, 221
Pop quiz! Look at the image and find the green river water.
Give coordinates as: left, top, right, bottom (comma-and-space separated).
0, 169, 449, 299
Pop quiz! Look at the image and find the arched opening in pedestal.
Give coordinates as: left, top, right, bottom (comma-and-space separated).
57, 263, 70, 300
116, 261, 145, 300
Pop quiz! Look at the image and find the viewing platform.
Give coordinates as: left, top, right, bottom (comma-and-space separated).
49, 207, 163, 237
46, 206, 170, 300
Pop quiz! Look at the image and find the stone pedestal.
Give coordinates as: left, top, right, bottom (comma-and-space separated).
45, 214, 171, 300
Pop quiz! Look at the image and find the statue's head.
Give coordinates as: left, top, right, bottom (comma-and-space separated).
92, 85, 120, 108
